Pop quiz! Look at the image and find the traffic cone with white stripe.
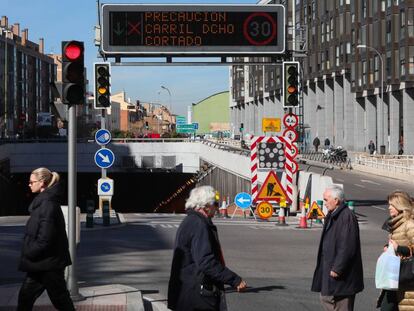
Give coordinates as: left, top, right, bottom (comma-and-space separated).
298, 205, 308, 229
277, 200, 288, 226
219, 199, 229, 218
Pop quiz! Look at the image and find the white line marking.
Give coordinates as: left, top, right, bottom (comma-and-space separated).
354, 184, 365, 188
361, 179, 381, 185
372, 205, 387, 211
336, 178, 345, 182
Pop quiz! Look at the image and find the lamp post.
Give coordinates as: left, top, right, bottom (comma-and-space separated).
160, 85, 172, 113
356, 44, 385, 153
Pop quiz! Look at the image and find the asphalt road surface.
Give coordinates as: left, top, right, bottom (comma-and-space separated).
0, 167, 412, 310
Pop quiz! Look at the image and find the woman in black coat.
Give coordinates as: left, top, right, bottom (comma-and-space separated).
17, 167, 75, 311
168, 186, 247, 311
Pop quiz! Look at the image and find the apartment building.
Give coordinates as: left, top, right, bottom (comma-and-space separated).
230, 0, 414, 154
0, 16, 56, 138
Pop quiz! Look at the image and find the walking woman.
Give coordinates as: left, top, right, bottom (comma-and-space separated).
168, 186, 247, 311
17, 168, 75, 310
377, 190, 414, 311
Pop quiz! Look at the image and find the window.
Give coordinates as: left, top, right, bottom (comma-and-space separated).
394, 50, 399, 77
336, 46, 340, 66
386, 19, 392, 44
374, 55, 379, 82
400, 48, 405, 77
362, 0, 367, 19
401, 10, 406, 40
361, 25, 367, 45
362, 61, 367, 85
330, 18, 334, 40
327, 21, 331, 42
386, 51, 392, 79
321, 22, 325, 43
408, 8, 414, 37
373, 0, 378, 16
409, 47, 414, 74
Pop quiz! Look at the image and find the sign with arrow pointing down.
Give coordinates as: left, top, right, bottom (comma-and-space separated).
94, 148, 115, 169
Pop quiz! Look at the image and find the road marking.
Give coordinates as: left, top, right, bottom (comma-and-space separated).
354, 184, 365, 188
361, 179, 381, 185
336, 178, 345, 182
372, 205, 387, 211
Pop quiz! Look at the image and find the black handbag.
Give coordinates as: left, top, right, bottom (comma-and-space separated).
399, 257, 414, 290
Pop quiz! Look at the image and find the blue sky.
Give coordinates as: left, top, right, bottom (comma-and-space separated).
2, 0, 258, 115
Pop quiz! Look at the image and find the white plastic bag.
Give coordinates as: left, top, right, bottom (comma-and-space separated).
375, 246, 400, 290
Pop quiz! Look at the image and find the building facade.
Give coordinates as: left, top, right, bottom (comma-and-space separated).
0, 16, 56, 138
230, 0, 414, 154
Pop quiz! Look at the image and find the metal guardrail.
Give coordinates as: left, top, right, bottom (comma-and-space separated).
355, 154, 414, 175
201, 139, 250, 157
300, 151, 352, 169
0, 137, 194, 144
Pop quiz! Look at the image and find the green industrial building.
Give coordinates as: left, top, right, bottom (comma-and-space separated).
192, 91, 230, 135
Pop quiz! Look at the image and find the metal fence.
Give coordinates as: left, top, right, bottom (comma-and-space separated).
354, 154, 414, 175
300, 151, 352, 169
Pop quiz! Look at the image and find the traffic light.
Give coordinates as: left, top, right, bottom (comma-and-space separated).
283, 61, 300, 108
61, 41, 85, 105
94, 62, 111, 109
240, 122, 244, 132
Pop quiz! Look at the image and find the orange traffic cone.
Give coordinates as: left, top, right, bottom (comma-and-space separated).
298, 206, 308, 229
277, 206, 288, 226
219, 200, 229, 218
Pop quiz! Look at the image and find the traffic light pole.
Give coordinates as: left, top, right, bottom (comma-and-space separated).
67, 102, 84, 301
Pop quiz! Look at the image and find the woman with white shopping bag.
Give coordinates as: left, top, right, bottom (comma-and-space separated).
376, 191, 414, 311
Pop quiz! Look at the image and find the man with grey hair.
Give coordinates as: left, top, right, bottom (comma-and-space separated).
311, 185, 364, 311
168, 186, 246, 311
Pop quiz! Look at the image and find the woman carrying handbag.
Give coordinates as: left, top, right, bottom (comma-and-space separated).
377, 191, 414, 311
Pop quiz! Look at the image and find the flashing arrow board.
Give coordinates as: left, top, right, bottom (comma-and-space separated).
94, 148, 115, 169
234, 192, 252, 209
101, 4, 285, 55
95, 129, 112, 146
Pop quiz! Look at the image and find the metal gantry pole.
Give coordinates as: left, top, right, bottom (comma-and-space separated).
4, 30, 8, 138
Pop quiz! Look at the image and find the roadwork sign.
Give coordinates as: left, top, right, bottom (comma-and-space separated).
262, 118, 281, 132
257, 201, 273, 219
307, 201, 325, 220
256, 170, 287, 202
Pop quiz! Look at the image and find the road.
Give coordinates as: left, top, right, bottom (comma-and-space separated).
0, 167, 412, 310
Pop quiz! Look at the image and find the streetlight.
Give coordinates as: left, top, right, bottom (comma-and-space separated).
356, 44, 385, 153
160, 85, 172, 113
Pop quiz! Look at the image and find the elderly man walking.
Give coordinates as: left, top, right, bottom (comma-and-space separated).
311, 185, 364, 311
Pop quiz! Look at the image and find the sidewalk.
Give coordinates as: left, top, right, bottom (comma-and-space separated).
0, 283, 144, 311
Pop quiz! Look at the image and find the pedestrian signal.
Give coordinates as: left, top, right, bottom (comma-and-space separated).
283, 61, 300, 108
62, 41, 85, 105
94, 62, 111, 109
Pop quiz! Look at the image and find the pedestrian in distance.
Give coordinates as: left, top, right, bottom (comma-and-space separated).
17, 167, 75, 311
313, 136, 321, 152
368, 140, 376, 155
311, 185, 364, 311
168, 185, 247, 311
324, 137, 331, 149
377, 190, 414, 311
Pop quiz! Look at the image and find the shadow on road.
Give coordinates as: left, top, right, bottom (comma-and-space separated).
226, 285, 286, 293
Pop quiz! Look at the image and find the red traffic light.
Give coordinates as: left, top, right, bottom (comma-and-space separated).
64, 42, 83, 61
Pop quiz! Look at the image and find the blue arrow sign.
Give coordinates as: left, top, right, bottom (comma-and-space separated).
193, 123, 199, 130
94, 148, 115, 169
100, 182, 111, 193
234, 192, 252, 209
95, 129, 111, 146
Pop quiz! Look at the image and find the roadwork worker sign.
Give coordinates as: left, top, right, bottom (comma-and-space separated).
307, 201, 325, 220
262, 118, 281, 132
256, 170, 287, 202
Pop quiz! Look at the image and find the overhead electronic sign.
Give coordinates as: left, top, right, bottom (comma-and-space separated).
101, 4, 285, 55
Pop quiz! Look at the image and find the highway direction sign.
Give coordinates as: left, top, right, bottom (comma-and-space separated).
95, 129, 112, 146
94, 148, 115, 169
101, 4, 285, 55
234, 192, 252, 209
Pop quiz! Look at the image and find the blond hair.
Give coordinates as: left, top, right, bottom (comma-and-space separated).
31, 167, 60, 188
388, 190, 414, 219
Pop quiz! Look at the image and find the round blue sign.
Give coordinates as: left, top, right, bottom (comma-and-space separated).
95, 129, 111, 146
94, 148, 115, 169
100, 182, 111, 193
234, 192, 252, 209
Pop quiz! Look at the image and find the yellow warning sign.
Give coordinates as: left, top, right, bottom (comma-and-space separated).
257, 201, 273, 219
257, 170, 288, 202
307, 201, 325, 220
262, 118, 281, 132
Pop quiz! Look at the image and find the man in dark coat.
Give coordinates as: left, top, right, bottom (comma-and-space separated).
311, 185, 364, 311
17, 168, 74, 310
313, 137, 321, 152
168, 186, 246, 311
